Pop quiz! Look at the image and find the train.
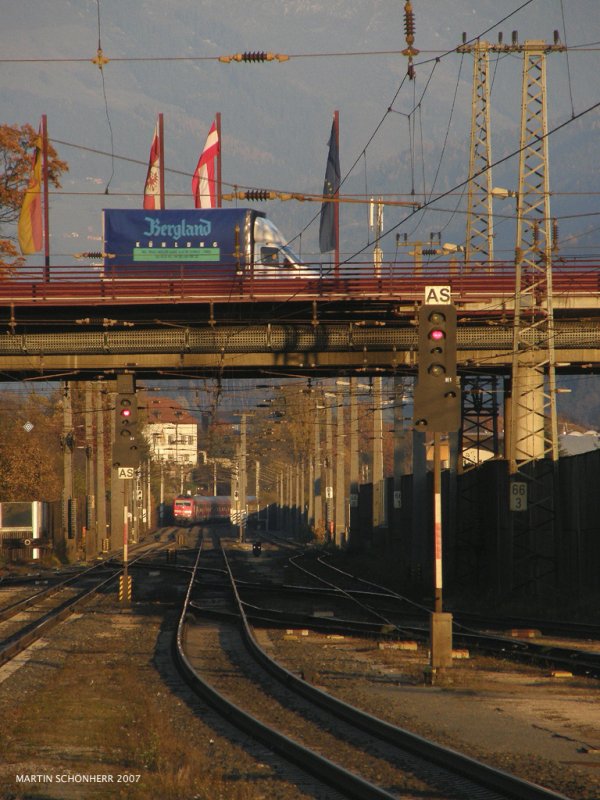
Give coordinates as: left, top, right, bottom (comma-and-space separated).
172, 494, 259, 527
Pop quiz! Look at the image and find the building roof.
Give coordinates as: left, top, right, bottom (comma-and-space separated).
145, 397, 197, 426
559, 431, 600, 456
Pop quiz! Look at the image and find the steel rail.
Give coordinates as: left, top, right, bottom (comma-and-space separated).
298, 554, 600, 679
0, 559, 118, 623
221, 546, 570, 800
0, 542, 169, 668
175, 545, 399, 800
0, 536, 172, 622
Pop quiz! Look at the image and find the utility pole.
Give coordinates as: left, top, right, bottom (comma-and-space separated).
240, 414, 247, 542
84, 382, 96, 559
313, 398, 323, 538
324, 395, 334, 541
294, 460, 301, 536
370, 197, 384, 278
255, 459, 260, 524
95, 383, 107, 551
372, 377, 386, 535
393, 376, 410, 536
308, 450, 315, 531
335, 389, 346, 545
61, 382, 75, 560
348, 378, 360, 549
278, 470, 284, 531
395, 233, 442, 276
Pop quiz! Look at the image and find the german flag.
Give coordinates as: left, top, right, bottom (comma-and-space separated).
17, 129, 43, 255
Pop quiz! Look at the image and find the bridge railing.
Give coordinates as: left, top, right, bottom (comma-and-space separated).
0, 259, 598, 307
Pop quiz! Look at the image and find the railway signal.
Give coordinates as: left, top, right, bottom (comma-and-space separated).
112, 374, 140, 469
413, 303, 460, 433
413, 298, 461, 673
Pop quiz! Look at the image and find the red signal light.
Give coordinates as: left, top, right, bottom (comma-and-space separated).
429, 328, 445, 342
120, 407, 131, 417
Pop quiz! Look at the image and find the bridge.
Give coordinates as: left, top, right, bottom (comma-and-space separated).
3, 256, 598, 606
1, 260, 599, 378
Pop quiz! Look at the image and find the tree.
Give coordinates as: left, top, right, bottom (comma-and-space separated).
0, 390, 63, 500
0, 123, 68, 268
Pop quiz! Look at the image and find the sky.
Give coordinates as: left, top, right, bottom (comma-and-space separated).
2, 0, 600, 265
2, 0, 600, 424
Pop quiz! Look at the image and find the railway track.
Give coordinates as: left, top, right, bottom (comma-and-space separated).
278, 551, 600, 679
176, 534, 569, 800
0, 535, 170, 669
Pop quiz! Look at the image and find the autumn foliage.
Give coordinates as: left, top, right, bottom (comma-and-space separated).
0, 390, 63, 501
0, 123, 68, 268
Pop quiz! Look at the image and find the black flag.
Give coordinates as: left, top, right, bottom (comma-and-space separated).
319, 117, 340, 253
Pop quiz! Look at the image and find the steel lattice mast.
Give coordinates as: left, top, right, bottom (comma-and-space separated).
509, 40, 559, 471
507, 38, 565, 597
463, 40, 494, 268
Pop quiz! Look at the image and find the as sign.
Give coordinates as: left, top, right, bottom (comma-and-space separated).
424, 285, 451, 304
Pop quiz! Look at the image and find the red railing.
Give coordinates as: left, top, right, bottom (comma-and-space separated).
0, 260, 598, 307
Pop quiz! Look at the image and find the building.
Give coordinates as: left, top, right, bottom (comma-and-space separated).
559, 430, 600, 456
143, 397, 198, 466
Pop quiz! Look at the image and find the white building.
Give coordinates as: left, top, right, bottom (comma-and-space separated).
143, 397, 198, 466
559, 430, 600, 456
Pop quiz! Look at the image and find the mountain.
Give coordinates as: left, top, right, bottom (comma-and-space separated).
2, 1, 600, 423
3, 1, 600, 259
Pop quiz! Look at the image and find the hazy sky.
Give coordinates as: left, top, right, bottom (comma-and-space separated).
2, 0, 599, 262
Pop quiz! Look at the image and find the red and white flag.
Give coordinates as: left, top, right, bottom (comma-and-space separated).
192, 120, 219, 208
143, 120, 162, 209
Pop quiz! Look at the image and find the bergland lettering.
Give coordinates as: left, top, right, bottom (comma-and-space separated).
143, 216, 211, 240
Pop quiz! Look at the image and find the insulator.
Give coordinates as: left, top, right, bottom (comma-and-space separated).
404, 1, 415, 40
512, 30, 518, 46
554, 30, 560, 45
422, 248, 437, 255
242, 51, 267, 62
407, 61, 416, 80
244, 189, 270, 201
552, 218, 559, 251
498, 32, 503, 44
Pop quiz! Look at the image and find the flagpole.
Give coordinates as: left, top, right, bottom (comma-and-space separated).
216, 112, 222, 208
334, 109, 340, 279
158, 113, 165, 210
41, 114, 50, 281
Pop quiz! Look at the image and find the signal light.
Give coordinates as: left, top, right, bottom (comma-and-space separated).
112, 375, 140, 469
413, 303, 461, 432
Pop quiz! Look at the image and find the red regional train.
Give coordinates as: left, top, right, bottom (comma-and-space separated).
172, 494, 260, 527
172, 495, 232, 526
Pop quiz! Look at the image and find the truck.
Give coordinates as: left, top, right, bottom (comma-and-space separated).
103, 208, 319, 278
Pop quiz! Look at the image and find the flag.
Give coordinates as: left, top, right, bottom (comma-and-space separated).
143, 120, 162, 209
319, 116, 340, 254
192, 120, 219, 208
17, 129, 43, 255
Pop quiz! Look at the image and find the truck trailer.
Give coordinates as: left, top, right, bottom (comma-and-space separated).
103, 207, 319, 278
